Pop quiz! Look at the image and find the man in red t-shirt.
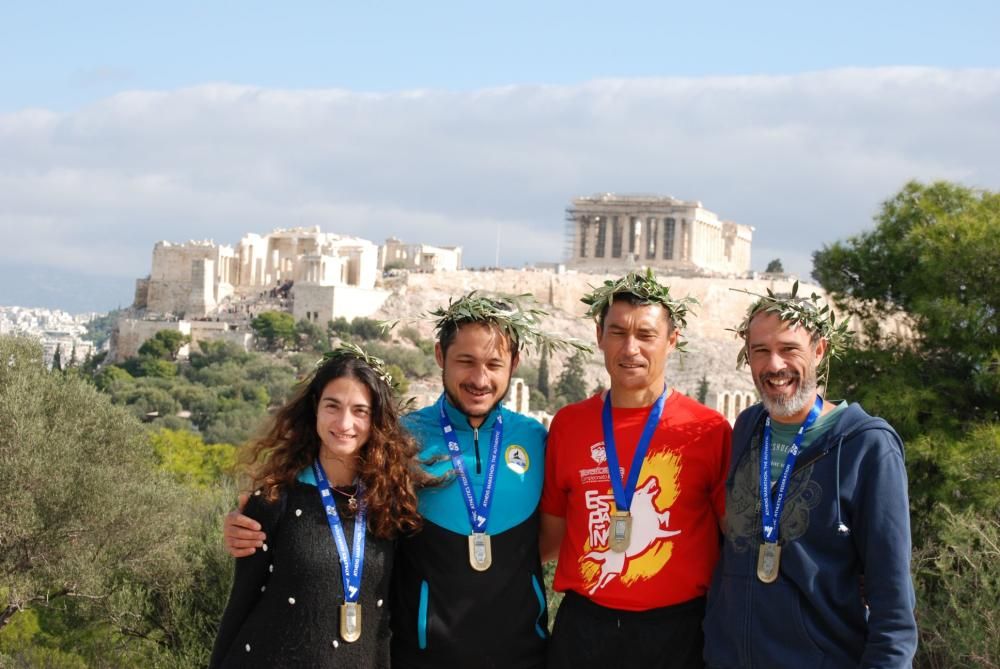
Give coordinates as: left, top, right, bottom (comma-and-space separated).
540, 270, 732, 669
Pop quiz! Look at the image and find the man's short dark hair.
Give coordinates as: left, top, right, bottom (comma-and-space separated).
437, 319, 521, 361
597, 292, 676, 334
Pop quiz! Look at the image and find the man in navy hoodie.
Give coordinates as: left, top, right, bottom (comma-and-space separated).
703, 289, 918, 669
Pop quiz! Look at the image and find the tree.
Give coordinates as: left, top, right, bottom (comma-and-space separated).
813, 180, 1000, 434
295, 318, 327, 352
0, 335, 193, 631
910, 505, 1000, 669
398, 326, 422, 344
138, 330, 191, 361
82, 310, 121, 348
529, 388, 547, 411
385, 363, 410, 395
136, 357, 179, 378
555, 350, 589, 405
537, 347, 551, 400
696, 375, 710, 405
764, 258, 784, 274
350, 317, 389, 341
203, 406, 268, 445
811, 182, 1000, 668
94, 364, 133, 391
1, 335, 243, 666
149, 428, 236, 488
51, 344, 63, 372
251, 311, 296, 351
188, 339, 251, 369
327, 317, 351, 340
365, 341, 436, 379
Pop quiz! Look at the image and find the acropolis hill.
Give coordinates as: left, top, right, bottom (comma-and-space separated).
113, 263, 819, 425
111, 196, 818, 421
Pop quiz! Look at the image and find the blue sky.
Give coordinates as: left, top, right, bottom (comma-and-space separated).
2, 1, 999, 312
5, 1, 998, 111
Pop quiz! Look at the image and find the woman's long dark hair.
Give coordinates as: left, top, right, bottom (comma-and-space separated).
241, 354, 424, 539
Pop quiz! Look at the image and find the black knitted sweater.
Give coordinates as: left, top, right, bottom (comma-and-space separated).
211, 480, 394, 668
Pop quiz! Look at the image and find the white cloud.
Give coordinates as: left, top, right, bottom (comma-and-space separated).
1, 66, 998, 298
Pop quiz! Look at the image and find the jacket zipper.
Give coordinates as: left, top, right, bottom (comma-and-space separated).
740, 414, 836, 667
473, 427, 481, 474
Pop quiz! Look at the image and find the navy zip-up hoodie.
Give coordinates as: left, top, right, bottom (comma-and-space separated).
703, 402, 917, 669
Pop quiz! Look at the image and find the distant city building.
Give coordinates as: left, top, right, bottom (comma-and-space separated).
565, 193, 753, 275
0, 306, 98, 368
378, 237, 462, 272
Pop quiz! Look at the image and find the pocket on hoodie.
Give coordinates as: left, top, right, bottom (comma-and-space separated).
704, 575, 825, 667
702, 574, 742, 667
750, 580, 824, 665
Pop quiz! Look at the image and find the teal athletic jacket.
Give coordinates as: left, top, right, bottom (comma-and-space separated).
391, 396, 549, 669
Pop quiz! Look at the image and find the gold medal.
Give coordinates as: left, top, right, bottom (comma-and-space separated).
757, 542, 781, 583
339, 602, 362, 642
609, 510, 632, 552
469, 532, 492, 571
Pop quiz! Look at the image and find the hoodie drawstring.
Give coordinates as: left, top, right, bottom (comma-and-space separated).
835, 434, 851, 537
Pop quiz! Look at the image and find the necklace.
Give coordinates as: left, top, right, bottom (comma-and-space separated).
330, 483, 359, 511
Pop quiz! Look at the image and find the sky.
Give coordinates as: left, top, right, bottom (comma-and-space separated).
2, 1, 999, 312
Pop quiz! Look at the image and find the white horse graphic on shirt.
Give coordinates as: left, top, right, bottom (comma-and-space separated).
581, 475, 681, 593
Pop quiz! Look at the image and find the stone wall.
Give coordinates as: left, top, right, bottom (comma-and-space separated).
111, 319, 192, 362
110, 318, 252, 363
292, 284, 391, 324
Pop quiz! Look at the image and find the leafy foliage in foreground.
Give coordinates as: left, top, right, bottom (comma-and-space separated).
0, 335, 235, 667
912, 506, 1000, 669
814, 180, 1000, 433
812, 181, 1000, 669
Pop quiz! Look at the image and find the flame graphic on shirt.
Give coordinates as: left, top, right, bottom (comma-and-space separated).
578, 451, 683, 591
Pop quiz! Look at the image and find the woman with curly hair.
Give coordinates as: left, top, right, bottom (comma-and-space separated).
211, 346, 425, 668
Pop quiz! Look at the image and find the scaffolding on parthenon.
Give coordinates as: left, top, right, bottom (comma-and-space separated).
563, 207, 578, 263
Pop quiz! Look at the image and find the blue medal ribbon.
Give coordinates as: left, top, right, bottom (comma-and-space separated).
312, 461, 366, 604
759, 395, 824, 543
601, 388, 667, 514
438, 395, 503, 533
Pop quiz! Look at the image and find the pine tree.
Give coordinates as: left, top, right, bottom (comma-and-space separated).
537, 347, 550, 400
51, 344, 63, 372
696, 374, 710, 404
555, 350, 588, 405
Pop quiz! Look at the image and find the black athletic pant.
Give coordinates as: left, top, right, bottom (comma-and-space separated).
547, 591, 706, 669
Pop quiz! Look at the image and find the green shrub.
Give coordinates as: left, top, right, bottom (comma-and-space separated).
913, 505, 1000, 669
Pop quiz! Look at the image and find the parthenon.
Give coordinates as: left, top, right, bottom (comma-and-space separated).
565, 193, 753, 275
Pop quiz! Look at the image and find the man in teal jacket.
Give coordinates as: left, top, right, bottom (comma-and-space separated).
390, 293, 567, 669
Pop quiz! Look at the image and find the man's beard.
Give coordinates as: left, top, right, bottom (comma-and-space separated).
757, 369, 818, 419
442, 375, 512, 421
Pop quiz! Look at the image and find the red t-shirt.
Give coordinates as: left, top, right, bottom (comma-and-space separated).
541, 391, 732, 611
